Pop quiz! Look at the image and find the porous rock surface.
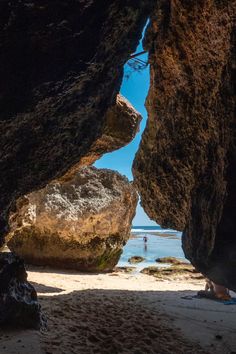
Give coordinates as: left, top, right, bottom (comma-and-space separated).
7, 167, 138, 271
0, 0, 152, 243
133, 1, 236, 289
141, 264, 203, 281
63, 93, 142, 172
0, 252, 44, 328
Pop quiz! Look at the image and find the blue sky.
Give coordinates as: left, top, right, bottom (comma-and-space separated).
94, 34, 157, 226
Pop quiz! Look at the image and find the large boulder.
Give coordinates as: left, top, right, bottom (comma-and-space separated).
0, 0, 153, 243
0, 252, 44, 328
7, 167, 138, 271
133, 1, 236, 289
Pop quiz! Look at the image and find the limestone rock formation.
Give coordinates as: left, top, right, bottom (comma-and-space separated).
155, 257, 188, 266
7, 167, 138, 271
0, 0, 152, 243
0, 252, 44, 328
141, 264, 203, 281
63, 94, 142, 174
133, 1, 236, 289
1, 0, 235, 293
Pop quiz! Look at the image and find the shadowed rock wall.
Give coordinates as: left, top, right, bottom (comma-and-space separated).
133, 0, 236, 289
0, 252, 45, 328
0, 0, 153, 243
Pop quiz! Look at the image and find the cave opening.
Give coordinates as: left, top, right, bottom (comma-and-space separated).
94, 24, 185, 270
1, 2, 235, 352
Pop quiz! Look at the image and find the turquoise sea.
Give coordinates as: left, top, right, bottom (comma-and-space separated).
118, 226, 187, 270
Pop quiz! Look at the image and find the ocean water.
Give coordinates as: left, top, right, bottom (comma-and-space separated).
118, 226, 186, 270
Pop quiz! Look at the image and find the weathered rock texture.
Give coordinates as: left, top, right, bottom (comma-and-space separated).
62, 94, 142, 175
7, 167, 138, 271
0, 252, 44, 328
0, 0, 152, 243
141, 264, 203, 281
133, 1, 236, 289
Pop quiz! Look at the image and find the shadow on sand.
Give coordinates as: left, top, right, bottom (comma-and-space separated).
38, 288, 210, 354
24, 265, 236, 353
30, 281, 64, 294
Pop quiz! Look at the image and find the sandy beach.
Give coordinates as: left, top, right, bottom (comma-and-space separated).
0, 267, 235, 354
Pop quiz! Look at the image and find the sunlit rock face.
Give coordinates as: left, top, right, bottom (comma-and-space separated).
0, 0, 152, 244
63, 94, 142, 175
7, 167, 138, 271
133, 1, 236, 289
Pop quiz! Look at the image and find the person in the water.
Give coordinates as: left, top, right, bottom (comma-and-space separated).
143, 235, 148, 251
143, 236, 148, 243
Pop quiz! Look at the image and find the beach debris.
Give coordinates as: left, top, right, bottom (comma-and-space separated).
7, 167, 138, 272
0, 252, 45, 329
128, 256, 145, 264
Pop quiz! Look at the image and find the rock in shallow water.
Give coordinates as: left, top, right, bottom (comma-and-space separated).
155, 257, 188, 266
128, 256, 145, 264
141, 264, 203, 281
7, 167, 138, 272
0, 252, 44, 329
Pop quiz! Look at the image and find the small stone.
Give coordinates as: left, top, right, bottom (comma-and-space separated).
128, 256, 145, 264
215, 335, 222, 340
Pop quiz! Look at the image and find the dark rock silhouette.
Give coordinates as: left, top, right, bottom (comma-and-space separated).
0, 252, 44, 328
0, 0, 152, 244
0, 0, 152, 327
133, 0, 236, 290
